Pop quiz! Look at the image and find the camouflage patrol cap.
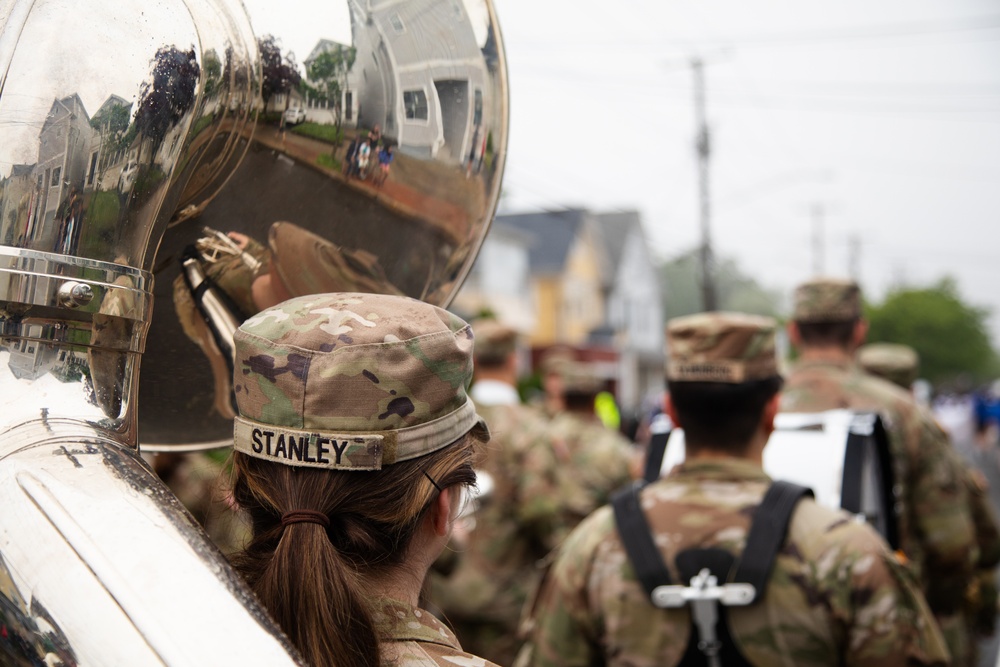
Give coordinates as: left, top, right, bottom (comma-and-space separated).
792, 277, 862, 323
232, 292, 489, 471
666, 312, 779, 383
471, 317, 517, 365
540, 345, 575, 376
560, 361, 604, 395
858, 343, 919, 389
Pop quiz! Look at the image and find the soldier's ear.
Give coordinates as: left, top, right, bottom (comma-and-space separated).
761, 393, 780, 435
786, 321, 802, 347
664, 394, 681, 429
852, 320, 869, 349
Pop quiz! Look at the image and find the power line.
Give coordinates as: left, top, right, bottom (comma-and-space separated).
508, 14, 1000, 50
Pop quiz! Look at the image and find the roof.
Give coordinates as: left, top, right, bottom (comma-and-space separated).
494, 209, 588, 274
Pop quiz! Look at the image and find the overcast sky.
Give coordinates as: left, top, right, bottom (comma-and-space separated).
493, 0, 1000, 339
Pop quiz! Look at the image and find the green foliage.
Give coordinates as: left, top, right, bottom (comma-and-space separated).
202, 49, 222, 98
658, 249, 782, 320
306, 45, 356, 131
865, 278, 999, 385
79, 190, 120, 259
315, 153, 341, 171
291, 122, 343, 145
259, 35, 301, 106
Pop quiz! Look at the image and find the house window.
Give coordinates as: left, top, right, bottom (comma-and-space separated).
389, 13, 405, 33
403, 89, 428, 120
51, 167, 60, 187
345, 91, 353, 120
474, 89, 483, 125
37, 174, 43, 189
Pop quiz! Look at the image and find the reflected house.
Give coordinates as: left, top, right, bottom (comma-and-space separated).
32, 95, 96, 251
7, 338, 60, 382
0, 164, 37, 245
349, 0, 489, 164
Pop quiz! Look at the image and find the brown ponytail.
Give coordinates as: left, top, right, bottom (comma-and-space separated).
230, 435, 478, 667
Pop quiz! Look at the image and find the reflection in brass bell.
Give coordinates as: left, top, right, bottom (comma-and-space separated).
0, 0, 508, 450
145, 0, 509, 449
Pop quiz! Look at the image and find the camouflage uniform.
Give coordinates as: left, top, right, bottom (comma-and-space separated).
784, 278, 979, 664
428, 322, 631, 665
858, 341, 1000, 664
544, 409, 634, 539
519, 312, 949, 667
373, 597, 500, 667
232, 292, 493, 664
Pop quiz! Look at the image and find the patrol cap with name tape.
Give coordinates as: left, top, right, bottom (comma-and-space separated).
792, 277, 862, 323
857, 342, 919, 389
232, 292, 489, 471
666, 312, 780, 383
471, 317, 517, 365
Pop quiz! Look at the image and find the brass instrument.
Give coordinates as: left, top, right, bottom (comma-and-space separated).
0, 0, 508, 662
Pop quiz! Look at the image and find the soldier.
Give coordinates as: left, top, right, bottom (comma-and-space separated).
228, 292, 498, 667
545, 360, 635, 536
783, 277, 979, 665
518, 312, 949, 666
427, 318, 564, 665
859, 341, 1000, 665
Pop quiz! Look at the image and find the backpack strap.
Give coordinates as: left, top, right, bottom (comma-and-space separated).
732, 480, 813, 601
612, 481, 673, 597
643, 429, 670, 484
612, 478, 813, 602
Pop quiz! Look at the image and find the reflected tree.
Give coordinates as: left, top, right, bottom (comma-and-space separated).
306, 45, 356, 139
259, 35, 301, 112
90, 101, 131, 170
134, 46, 200, 162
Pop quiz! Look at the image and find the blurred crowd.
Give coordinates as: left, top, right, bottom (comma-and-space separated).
148, 276, 1000, 667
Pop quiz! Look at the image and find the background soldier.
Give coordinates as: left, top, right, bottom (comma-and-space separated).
783, 277, 979, 665
427, 318, 563, 665
518, 311, 948, 666
545, 360, 635, 534
859, 342, 1000, 665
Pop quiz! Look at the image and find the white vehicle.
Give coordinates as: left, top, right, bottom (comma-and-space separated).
118, 161, 138, 190
655, 409, 899, 549
282, 107, 306, 125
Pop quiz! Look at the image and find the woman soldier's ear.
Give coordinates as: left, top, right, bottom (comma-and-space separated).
430, 488, 456, 538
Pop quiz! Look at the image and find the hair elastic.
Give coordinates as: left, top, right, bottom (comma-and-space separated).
422, 469, 442, 493
281, 509, 331, 529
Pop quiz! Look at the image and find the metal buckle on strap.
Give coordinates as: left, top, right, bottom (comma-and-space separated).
650, 569, 757, 667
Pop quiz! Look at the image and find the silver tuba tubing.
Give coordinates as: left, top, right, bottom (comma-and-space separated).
0, 0, 302, 662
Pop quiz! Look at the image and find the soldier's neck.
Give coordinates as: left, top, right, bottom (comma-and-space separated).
796, 345, 854, 365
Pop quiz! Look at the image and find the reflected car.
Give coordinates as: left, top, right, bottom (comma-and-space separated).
283, 107, 306, 125
118, 161, 139, 190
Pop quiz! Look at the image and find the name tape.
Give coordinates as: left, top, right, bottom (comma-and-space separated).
233, 417, 384, 470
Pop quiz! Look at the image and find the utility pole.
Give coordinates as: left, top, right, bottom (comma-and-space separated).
847, 233, 861, 281
811, 203, 825, 275
692, 58, 716, 311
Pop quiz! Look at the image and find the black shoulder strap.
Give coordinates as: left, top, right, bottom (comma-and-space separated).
840, 429, 865, 515
732, 480, 813, 600
613, 479, 813, 602
644, 430, 670, 484
612, 481, 673, 597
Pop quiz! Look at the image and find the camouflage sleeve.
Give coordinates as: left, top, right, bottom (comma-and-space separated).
520, 509, 610, 667
822, 524, 950, 666
907, 411, 978, 576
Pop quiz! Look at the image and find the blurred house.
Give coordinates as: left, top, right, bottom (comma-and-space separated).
460, 208, 664, 414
